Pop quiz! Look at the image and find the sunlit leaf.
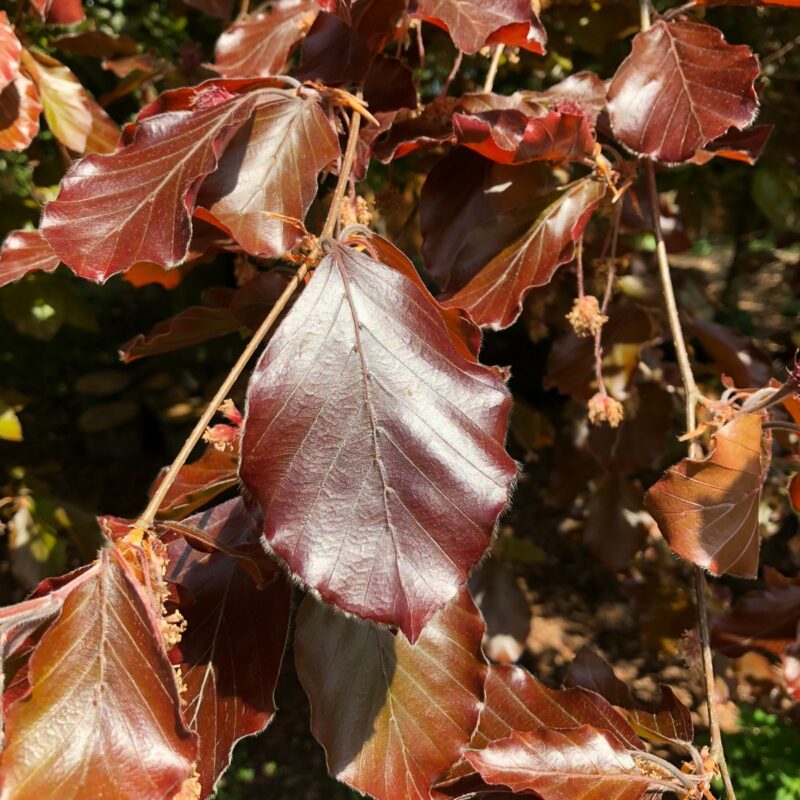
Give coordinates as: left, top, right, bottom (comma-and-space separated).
0, 12, 21, 92
607, 20, 759, 163
0, 403, 22, 441
0, 72, 41, 152
165, 499, 291, 797
294, 590, 486, 800
0, 231, 60, 289
441, 177, 606, 330
213, 0, 319, 77
7, 503, 67, 590
645, 412, 771, 578
239, 240, 515, 640
84, 97, 120, 154
0, 549, 197, 800
414, 0, 546, 54
29, 0, 84, 24
20, 50, 91, 153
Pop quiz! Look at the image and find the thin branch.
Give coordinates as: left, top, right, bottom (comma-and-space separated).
645, 158, 736, 800
483, 44, 505, 93
763, 420, 800, 435
136, 110, 365, 531
440, 49, 464, 97
633, 750, 706, 792
762, 32, 800, 68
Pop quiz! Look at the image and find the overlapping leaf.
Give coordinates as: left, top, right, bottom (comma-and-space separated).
607, 20, 759, 163
0, 230, 60, 289
464, 725, 666, 800
239, 240, 515, 640
165, 499, 291, 797
0, 72, 41, 151
415, 0, 546, 54
294, 590, 486, 800
566, 647, 693, 747
213, 0, 320, 77
196, 92, 339, 256
30, 0, 84, 24
441, 177, 606, 330
690, 124, 773, 166
0, 12, 20, 91
0, 549, 197, 800
645, 412, 771, 578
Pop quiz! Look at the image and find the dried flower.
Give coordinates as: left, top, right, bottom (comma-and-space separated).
587, 392, 624, 428
566, 295, 607, 337
203, 423, 238, 452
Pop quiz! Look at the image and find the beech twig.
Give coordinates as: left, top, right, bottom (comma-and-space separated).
483, 45, 505, 93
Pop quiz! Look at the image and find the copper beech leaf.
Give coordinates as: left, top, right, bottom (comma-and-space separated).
566, 648, 693, 748
415, 0, 546, 55
464, 726, 668, 800
239, 240, 515, 641
0, 12, 20, 92
165, 499, 292, 798
0, 230, 60, 289
294, 590, 486, 800
607, 20, 759, 163
196, 92, 339, 256
213, 0, 320, 78
441, 177, 606, 330
0, 549, 197, 800
645, 412, 771, 579
0, 72, 41, 152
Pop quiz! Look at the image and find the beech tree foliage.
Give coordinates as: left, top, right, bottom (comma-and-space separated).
0, 0, 799, 798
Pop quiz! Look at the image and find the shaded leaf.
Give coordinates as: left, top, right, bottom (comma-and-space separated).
0, 72, 41, 152
0, 230, 60, 289
465, 726, 664, 800
196, 91, 339, 256
566, 647, 693, 747
29, 0, 84, 24
239, 240, 515, 641
53, 31, 139, 58
213, 0, 320, 78
294, 590, 486, 800
441, 177, 606, 330
645, 412, 771, 578
373, 95, 457, 162
296, 11, 370, 83
152, 444, 239, 520
0, 12, 20, 92
584, 476, 649, 572
165, 499, 291, 797
40, 81, 275, 281
20, 50, 91, 153
7, 503, 67, 590
182, 0, 234, 17
0, 549, 197, 800
690, 124, 773, 166
711, 568, 800, 658
607, 20, 759, 163
363, 55, 417, 113
414, 0, 546, 54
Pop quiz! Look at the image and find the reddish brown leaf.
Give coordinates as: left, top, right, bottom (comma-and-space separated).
420, 148, 552, 294
784, 642, 800, 701
372, 95, 457, 162
182, 0, 234, 17
584, 476, 649, 572
213, 0, 320, 78
790, 473, 800, 514
84, 97, 121, 154
544, 71, 607, 127
0, 230, 60, 289
363, 55, 417, 113
40, 82, 275, 281
688, 318, 772, 388
0, 549, 197, 800
30, 0, 84, 23
690, 124, 773, 165
607, 20, 759, 163
0, 12, 20, 92
441, 177, 606, 330
152, 444, 239, 520
165, 499, 291, 797
566, 647, 693, 747
0, 72, 41, 151
294, 590, 487, 800
415, 0, 546, 54
239, 240, 515, 641
296, 11, 370, 83
20, 50, 92, 153
53, 31, 139, 58
196, 91, 339, 257
711, 568, 800, 658
645, 412, 771, 579
465, 726, 665, 799
122, 261, 194, 289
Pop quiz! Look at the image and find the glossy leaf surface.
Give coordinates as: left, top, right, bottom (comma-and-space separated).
645, 412, 771, 578
0, 12, 20, 91
196, 91, 339, 256
465, 725, 661, 800
415, 0, 546, 54
213, 0, 319, 77
608, 20, 759, 163
166, 499, 292, 797
442, 177, 605, 330
240, 241, 515, 640
0, 549, 196, 800
0, 230, 60, 289
294, 590, 486, 800
0, 72, 41, 151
